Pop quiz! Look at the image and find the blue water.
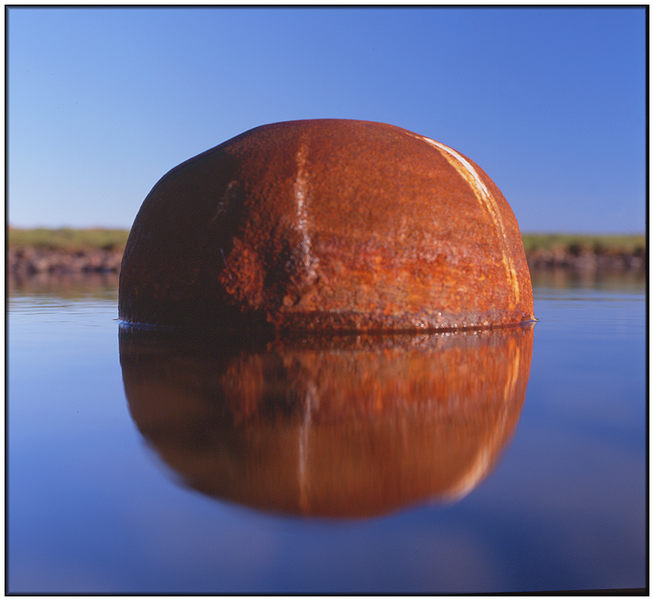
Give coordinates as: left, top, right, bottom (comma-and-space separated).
7, 273, 647, 593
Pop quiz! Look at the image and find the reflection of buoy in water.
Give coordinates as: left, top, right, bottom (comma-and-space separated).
119, 119, 534, 332
120, 325, 534, 518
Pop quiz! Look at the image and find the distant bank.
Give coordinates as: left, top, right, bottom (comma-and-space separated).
7, 228, 646, 276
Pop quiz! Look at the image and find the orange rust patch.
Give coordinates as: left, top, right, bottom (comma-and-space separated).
412, 133, 521, 308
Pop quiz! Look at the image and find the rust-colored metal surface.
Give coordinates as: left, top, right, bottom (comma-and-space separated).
119, 119, 534, 331
120, 324, 534, 518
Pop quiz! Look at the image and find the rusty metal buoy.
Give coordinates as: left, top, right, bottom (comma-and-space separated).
119, 119, 534, 332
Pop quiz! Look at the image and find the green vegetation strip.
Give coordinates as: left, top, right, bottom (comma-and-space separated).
8, 228, 646, 255
521, 233, 646, 255
8, 228, 130, 251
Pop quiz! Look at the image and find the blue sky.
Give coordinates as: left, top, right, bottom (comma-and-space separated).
8, 7, 646, 232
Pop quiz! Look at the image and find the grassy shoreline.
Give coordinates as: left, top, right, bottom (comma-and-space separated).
7, 227, 646, 255
8, 227, 130, 252
521, 233, 645, 255
6, 229, 646, 293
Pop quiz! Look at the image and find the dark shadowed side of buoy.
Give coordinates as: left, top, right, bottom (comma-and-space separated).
119, 119, 534, 332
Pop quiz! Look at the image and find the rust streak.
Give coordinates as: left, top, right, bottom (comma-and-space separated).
415, 134, 520, 306
294, 143, 318, 282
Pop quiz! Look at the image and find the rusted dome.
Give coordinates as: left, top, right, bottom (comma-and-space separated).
119, 119, 534, 332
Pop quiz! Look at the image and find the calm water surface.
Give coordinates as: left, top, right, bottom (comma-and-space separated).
8, 272, 646, 593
